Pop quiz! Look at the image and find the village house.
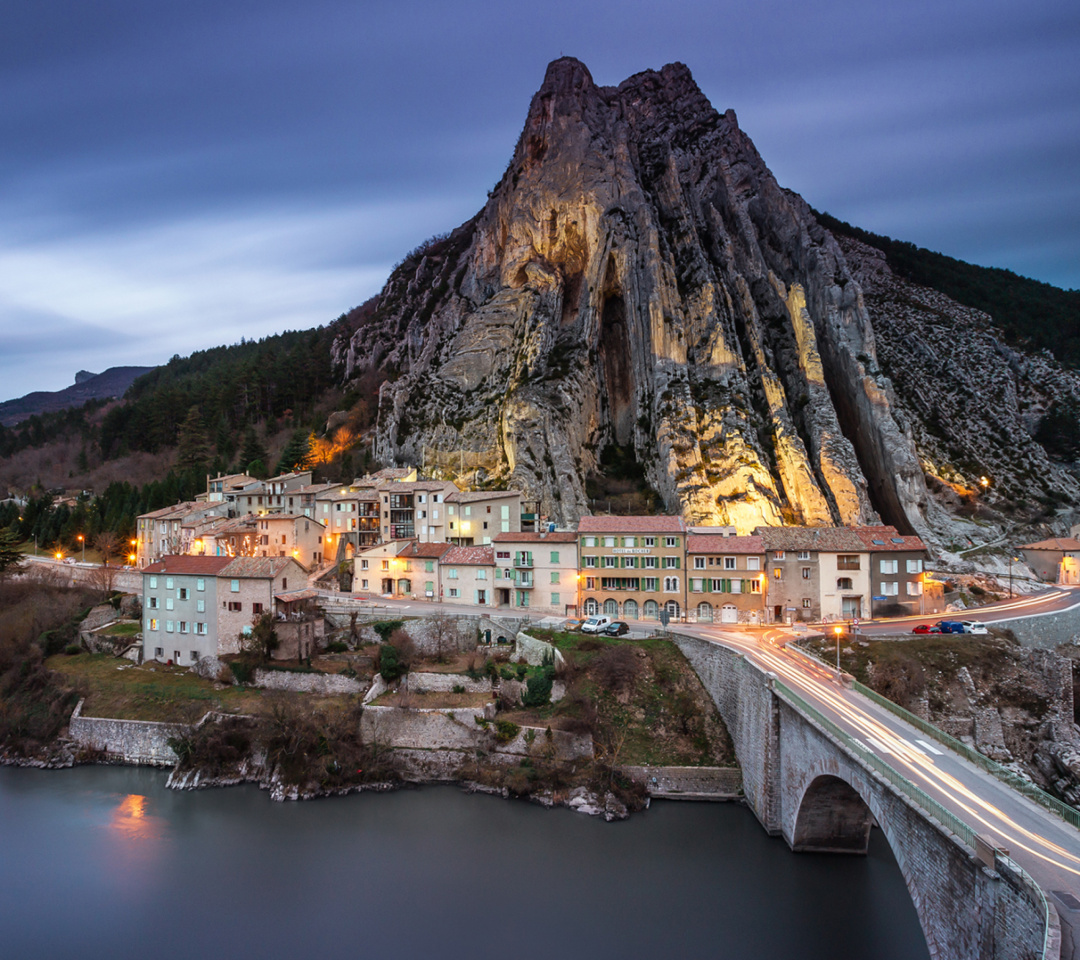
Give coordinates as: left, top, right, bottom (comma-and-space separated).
1018, 537, 1080, 584
446, 490, 523, 545
439, 544, 498, 607
755, 527, 870, 622
852, 526, 942, 616
352, 539, 423, 596
377, 480, 459, 543
686, 534, 766, 623
493, 531, 578, 614
204, 473, 258, 511
136, 501, 226, 567
578, 516, 688, 621
314, 484, 381, 554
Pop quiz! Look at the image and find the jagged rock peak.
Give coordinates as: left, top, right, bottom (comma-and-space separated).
335, 58, 951, 535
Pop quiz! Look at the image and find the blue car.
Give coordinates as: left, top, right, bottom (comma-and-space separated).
936, 621, 966, 634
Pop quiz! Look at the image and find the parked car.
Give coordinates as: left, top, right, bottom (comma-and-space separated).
958, 621, 990, 634
581, 616, 613, 634
912, 623, 943, 634
602, 621, 629, 637
562, 618, 584, 632
937, 621, 967, 634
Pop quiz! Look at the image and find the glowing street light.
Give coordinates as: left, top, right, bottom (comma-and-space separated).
77, 534, 84, 563
833, 625, 844, 676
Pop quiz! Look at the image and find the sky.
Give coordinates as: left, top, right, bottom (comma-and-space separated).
1, 0, 1078, 401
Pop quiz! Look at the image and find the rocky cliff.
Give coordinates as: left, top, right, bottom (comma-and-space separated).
334, 58, 1077, 537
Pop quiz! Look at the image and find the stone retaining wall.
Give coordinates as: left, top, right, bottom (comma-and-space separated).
622, 765, 742, 799
252, 668, 365, 696
407, 672, 492, 694
67, 699, 182, 765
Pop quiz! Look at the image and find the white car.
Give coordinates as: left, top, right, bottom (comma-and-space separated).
959, 621, 989, 634
581, 616, 612, 634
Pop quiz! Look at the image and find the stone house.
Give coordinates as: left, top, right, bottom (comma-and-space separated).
446, 490, 523, 545
686, 534, 766, 623
578, 516, 688, 621
1018, 537, 1080, 584
755, 527, 870, 622
314, 484, 381, 555
352, 539, 439, 596
213, 557, 307, 656
439, 545, 498, 606
204, 473, 258, 511
249, 514, 326, 569
136, 501, 225, 567
493, 530, 578, 614
377, 480, 460, 542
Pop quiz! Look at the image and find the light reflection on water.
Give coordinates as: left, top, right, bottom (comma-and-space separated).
0, 766, 930, 960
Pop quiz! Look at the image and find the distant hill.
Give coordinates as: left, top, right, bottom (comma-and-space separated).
0, 366, 156, 426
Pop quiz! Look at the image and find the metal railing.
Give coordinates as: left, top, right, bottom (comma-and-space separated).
850, 679, 1080, 831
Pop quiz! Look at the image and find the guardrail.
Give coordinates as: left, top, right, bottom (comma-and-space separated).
785, 639, 1080, 831
772, 678, 1056, 960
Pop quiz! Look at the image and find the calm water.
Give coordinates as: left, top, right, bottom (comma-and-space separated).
0, 767, 930, 960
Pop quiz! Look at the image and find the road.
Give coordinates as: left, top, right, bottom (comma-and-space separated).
684, 620, 1080, 956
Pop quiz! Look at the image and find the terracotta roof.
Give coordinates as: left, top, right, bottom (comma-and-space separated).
402, 541, 455, 559
753, 526, 867, 552
493, 531, 578, 543
143, 556, 232, 576
369, 468, 414, 480
850, 526, 927, 552
1019, 538, 1080, 551
259, 514, 325, 525
374, 480, 459, 493
687, 534, 764, 554
315, 488, 378, 501
577, 515, 686, 534
266, 471, 312, 483
441, 545, 495, 566
139, 501, 205, 520
275, 589, 320, 603
446, 490, 522, 503
218, 557, 304, 579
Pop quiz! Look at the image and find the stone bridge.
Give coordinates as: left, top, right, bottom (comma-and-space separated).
674, 634, 1056, 960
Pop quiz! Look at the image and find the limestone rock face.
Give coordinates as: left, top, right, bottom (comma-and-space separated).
336, 58, 938, 533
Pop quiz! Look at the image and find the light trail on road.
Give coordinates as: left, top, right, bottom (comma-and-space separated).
696, 625, 1080, 883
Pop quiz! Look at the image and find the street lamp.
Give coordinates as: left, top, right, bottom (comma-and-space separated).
1009, 556, 1019, 598
833, 625, 843, 676
77, 534, 84, 563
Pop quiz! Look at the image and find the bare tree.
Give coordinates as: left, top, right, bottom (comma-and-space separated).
93, 531, 121, 567
428, 613, 458, 663
86, 562, 118, 599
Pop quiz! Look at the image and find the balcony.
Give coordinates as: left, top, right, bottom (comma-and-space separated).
514, 556, 533, 568
517, 575, 535, 588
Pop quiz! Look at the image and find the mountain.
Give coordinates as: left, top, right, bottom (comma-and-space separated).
334, 58, 1080, 538
0, 366, 157, 427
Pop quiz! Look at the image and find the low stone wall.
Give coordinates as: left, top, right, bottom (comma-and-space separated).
252, 668, 365, 695
67, 699, 182, 765
622, 765, 743, 799
989, 603, 1080, 650
407, 672, 492, 694
511, 633, 566, 667
360, 704, 593, 762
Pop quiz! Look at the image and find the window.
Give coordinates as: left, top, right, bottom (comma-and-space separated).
643, 577, 659, 592
381, 560, 389, 572
179, 621, 188, 633
665, 537, 679, 548
196, 579, 205, 592
197, 623, 207, 635
731, 580, 742, 594
621, 557, 637, 569
476, 569, 487, 580
837, 577, 853, 590
166, 577, 174, 589
550, 551, 560, 564
643, 557, 657, 569
711, 579, 723, 592
622, 538, 635, 548
837, 555, 861, 570
149, 619, 159, 631
252, 603, 264, 615
603, 556, 617, 568
801, 568, 811, 580
178, 587, 188, 600
496, 550, 510, 560
190, 651, 199, 662
449, 587, 459, 598
361, 580, 369, 589
448, 569, 458, 579
551, 593, 560, 606
773, 551, 785, 560
155, 647, 163, 657
584, 556, 597, 568
906, 559, 923, 574
644, 537, 655, 547
691, 579, 703, 592
747, 557, 760, 571
585, 577, 597, 590
550, 572, 560, 584
281, 578, 287, 590
802, 599, 812, 609
149, 576, 158, 588
425, 561, 434, 573
907, 581, 923, 596
724, 556, 736, 570
749, 580, 761, 594
881, 582, 899, 596
166, 598, 174, 611
583, 537, 597, 548
230, 579, 240, 592
880, 559, 899, 574
165, 620, 174, 633
694, 557, 706, 569
663, 576, 679, 592
773, 567, 783, 580
148, 597, 159, 609
603, 537, 616, 547
664, 556, 679, 569
228, 601, 242, 612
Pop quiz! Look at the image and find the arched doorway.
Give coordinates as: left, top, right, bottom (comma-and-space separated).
697, 602, 713, 622
643, 599, 659, 620
664, 600, 680, 619
583, 597, 599, 616
603, 598, 619, 616
623, 599, 639, 620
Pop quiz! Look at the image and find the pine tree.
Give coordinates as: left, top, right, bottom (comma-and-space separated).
275, 430, 311, 476
239, 427, 268, 476
0, 528, 26, 578
176, 407, 212, 472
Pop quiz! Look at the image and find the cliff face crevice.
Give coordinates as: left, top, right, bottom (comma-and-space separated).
333, 57, 1072, 537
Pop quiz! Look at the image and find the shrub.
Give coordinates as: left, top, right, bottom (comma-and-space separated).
494, 720, 520, 744
499, 667, 515, 681
452, 684, 465, 694
326, 641, 348, 653
64, 644, 81, 656
378, 644, 406, 682
522, 668, 554, 708
484, 658, 499, 680
372, 620, 405, 644
515, 663, 528, 681
228, 660, 254, 685
593, 645, 642, 698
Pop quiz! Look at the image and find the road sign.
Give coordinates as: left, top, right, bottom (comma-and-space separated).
659, 610, 670, 627
852, 618, 859, 627
872, 595, 887, 601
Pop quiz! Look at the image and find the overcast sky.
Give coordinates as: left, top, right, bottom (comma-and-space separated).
1, 0, 1077, 401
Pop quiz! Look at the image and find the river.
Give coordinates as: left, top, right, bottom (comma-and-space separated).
0, 766, 930, 959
